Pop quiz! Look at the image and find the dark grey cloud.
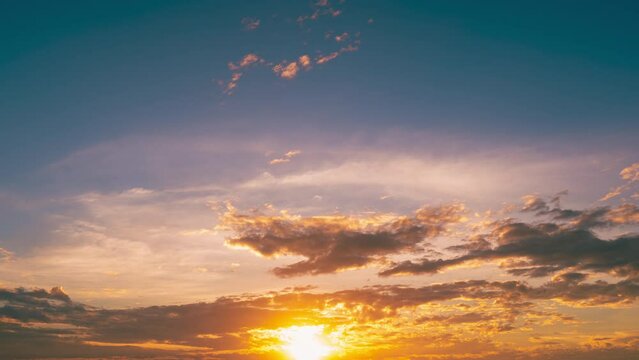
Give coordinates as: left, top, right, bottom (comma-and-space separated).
381, 221, 639, 279
521, 194, 639, 229
381, 198, 639, 278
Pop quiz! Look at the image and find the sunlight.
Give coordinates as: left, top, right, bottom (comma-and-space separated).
278, 325, 334, 360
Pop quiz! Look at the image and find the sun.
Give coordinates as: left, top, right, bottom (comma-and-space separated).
278, 325, 334, 360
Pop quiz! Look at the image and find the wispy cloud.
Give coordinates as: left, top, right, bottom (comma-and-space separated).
219, 54, 264, 94
0, 247, 13, 262
269, 149, 301, 164
296, 0, 342, 24
601, 162, 639, 201
241, 17, 260, 31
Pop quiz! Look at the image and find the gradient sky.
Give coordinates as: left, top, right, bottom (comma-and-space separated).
1, 1, 639, 359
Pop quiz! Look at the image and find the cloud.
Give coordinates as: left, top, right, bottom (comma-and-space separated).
0, 247, 13, 261
521, 194, 639, 229
380, 205, 639, 279
273, 61, 299, 79
601, 162, 639, 201
219, 203, 466, 277
296, 0, 343, 24
227, 53, 261, 72
298, 54, 312, 69
621, 163, 639, 182
239, 148, 609, 205
220, 54, 264, 94
241, 17, 260, 31
1, 278, 638, 358
316, 51, 339, 64
334, 32, 349, 42
219, 0, 361, 94
269, 149, 301, 165
315, 36, 360, 65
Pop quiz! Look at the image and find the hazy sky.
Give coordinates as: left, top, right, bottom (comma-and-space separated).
1, 1, 638, 359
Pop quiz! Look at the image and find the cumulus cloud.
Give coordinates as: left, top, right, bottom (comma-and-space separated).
219, 203, 467, 277
380, 206, 639, 279
219, 0, 361, 94
298, 54, 312, 69
220, 54, 263, 94
273, 61, 299, 79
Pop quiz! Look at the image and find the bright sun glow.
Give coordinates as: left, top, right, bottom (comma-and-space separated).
278, 325, 334, 360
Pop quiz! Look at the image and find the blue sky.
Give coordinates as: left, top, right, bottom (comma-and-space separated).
1, 2, 639, 359
2, 1, 638, 189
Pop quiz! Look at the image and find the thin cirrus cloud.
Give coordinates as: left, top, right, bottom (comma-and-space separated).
269, 149, 301, 165
600, 162, 639, 201
221, 53, 264, 94
296, 0, 342, 24
218, 0, 364, 94
241, 17, 260, 31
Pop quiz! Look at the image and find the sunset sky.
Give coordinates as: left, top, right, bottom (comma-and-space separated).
1, 1, 639, 359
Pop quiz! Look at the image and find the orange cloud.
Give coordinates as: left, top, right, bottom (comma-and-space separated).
601, 162, 639, 201
316, 37, 360, 65
316, 51, 339, 64
2, 281, 638, 359
221, 54, 263, 94
299, 54, 312, 69
273, 61, 299, 79
220, 0, 361, 94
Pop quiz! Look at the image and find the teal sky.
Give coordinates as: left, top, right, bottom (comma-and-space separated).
2, 1, 638, 189
1, 2, 638, 359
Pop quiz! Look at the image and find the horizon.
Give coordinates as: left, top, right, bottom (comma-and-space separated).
1, 1, 639, 359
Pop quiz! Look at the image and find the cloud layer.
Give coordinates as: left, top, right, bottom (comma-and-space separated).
1, 278, 638, 359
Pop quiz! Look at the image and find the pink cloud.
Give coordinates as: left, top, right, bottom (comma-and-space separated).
273, 62, 299, 79
299, 55, 312, 70
316, 52, 339, 64
335, 32, 349, 42
600, 162, 639, 201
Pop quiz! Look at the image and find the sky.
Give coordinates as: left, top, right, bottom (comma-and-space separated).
1, 1, 639, 359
